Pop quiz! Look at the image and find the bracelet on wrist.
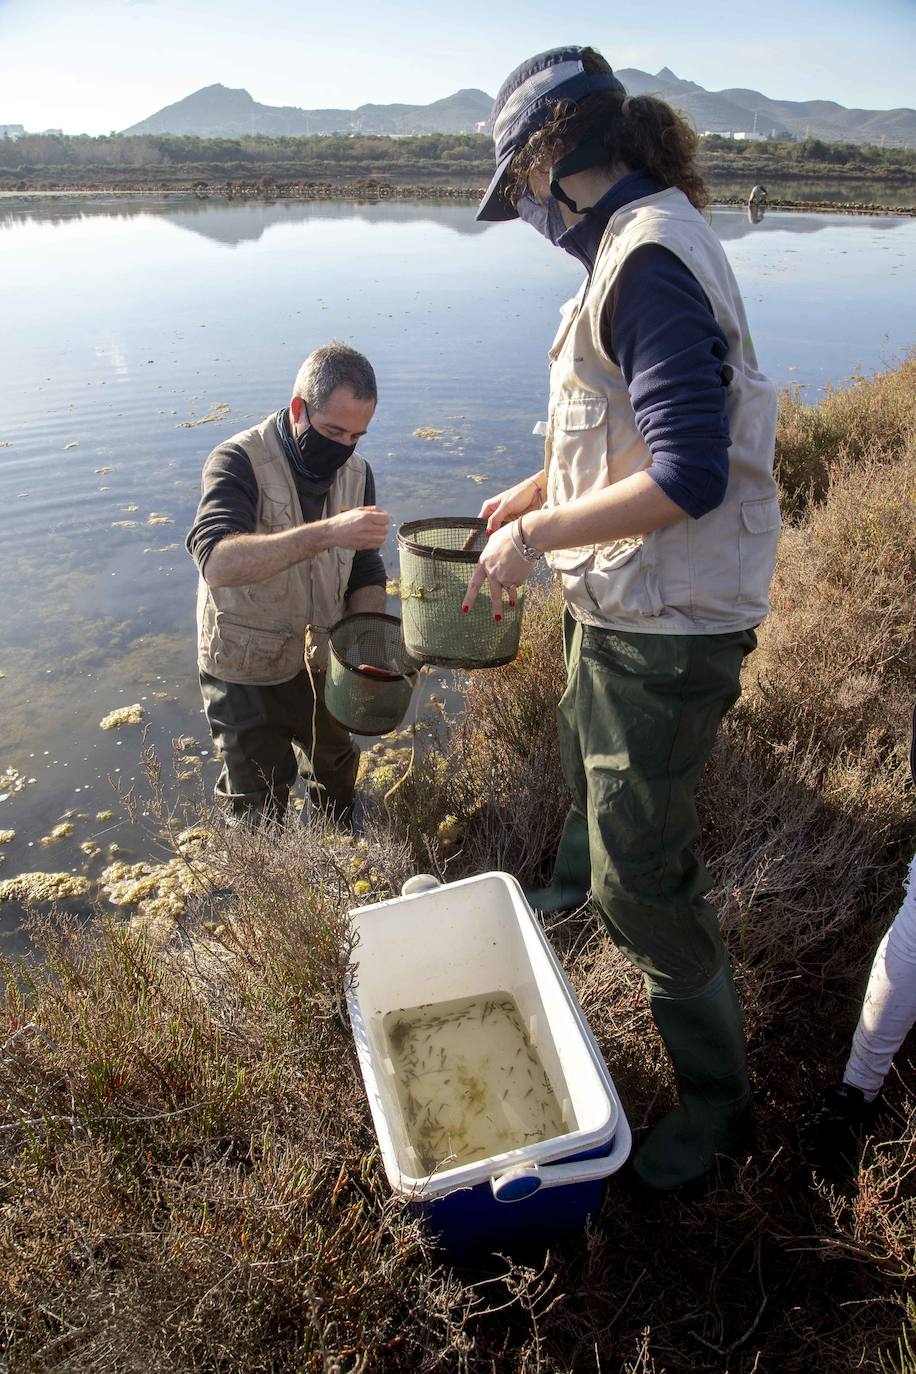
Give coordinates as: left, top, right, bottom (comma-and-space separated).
509, 524, 528, 561
514, 516, 543, 564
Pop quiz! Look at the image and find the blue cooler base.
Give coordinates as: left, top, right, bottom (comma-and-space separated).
414, 1142, 614, 1259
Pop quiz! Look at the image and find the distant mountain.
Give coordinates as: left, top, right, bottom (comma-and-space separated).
617, 68, 916, 146
123, 84, 494, 137
123, 73, 915, 147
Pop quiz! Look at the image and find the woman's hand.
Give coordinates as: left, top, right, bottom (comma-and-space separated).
463, 524, 537, 619
478, 472, 544, 534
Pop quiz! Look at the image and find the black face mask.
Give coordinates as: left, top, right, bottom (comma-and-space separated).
293, 403, 357, 483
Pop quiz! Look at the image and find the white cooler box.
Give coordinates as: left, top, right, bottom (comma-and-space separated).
346, 871, 631, 1257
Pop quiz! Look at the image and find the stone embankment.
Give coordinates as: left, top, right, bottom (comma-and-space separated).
189, 180, 916, 215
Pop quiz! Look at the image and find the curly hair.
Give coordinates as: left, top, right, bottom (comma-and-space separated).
508, 47, 708, 213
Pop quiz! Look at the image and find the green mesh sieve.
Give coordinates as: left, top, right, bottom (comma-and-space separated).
397, 517, 526, 669
325, 613, 419, 736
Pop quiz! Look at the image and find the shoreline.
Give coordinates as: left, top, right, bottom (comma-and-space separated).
1, 181, 914, 215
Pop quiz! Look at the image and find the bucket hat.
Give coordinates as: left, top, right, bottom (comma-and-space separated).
476, 46, 626, 222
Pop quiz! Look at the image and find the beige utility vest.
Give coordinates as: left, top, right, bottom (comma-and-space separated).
545, 186, 781, 634
196, 414, 366, 684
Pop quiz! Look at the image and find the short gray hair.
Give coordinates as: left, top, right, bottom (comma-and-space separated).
292, 342, 377, 413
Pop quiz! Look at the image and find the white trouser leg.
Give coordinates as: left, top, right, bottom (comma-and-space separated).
844, 852, 916, 1099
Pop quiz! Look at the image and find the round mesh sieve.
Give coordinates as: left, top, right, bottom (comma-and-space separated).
397, 518, 525, 669
325, 613, 419, 736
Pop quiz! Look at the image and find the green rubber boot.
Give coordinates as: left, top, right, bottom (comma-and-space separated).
524, 808, 592, 914
632, 963, 752, 1192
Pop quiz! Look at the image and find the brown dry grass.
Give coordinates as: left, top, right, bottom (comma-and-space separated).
774, 350, 916, 516
2, 360, 915, 1372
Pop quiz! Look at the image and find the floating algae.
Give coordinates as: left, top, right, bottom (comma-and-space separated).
0, 872, 91, 903
146, 513, 173, 527
0, 830, 14, 844
466, 473, 487, 484
412, 427, 445, 441
99, 828, 220, 923
95, 810, 113, 822
99, 704, 144, 730
0, 767, 36, 800
384, 992, 568, 1175
111, 520, 139, 529
39, 821, 74, 846
178, 402, 231, 429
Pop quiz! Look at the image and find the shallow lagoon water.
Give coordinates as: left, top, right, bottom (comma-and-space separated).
1, 196, 914, 947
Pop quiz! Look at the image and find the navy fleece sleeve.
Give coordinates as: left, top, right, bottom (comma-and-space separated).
604, 244, 732, 519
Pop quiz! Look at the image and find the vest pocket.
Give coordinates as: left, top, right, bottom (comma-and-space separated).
212, 615, 295, 679
553, 393, 607, 433
560, 540, 664, 620
547, 392, 609, 573
737, 497, 781, 604
259, 492, 292, 527
249, 569, 290, 605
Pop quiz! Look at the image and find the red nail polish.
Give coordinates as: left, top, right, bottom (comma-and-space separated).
462, 605, 469, 614
494, 614, 502, 623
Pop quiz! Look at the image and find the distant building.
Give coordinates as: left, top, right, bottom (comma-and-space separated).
734, 130, 769, 142
0, 124, 26, 140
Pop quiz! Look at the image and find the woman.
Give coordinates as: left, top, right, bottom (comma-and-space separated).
464, 46, 781, 1191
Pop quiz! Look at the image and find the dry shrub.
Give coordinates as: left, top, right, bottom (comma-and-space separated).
747, 445, 914, 765
0, 822, 547, 1373
775, 350, 916, 516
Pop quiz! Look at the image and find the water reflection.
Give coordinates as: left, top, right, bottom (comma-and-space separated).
2, 191, 911, 247
0, 194, 497, 246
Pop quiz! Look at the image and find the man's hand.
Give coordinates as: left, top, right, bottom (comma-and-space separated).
328, 506, 389, 550
478, 473, 544, 534
204, 508, 388, 588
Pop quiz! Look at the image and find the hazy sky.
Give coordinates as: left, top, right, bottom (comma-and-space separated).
1, 0, 914, 135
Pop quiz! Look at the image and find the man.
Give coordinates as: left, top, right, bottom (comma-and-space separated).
186, 342, 388, 825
